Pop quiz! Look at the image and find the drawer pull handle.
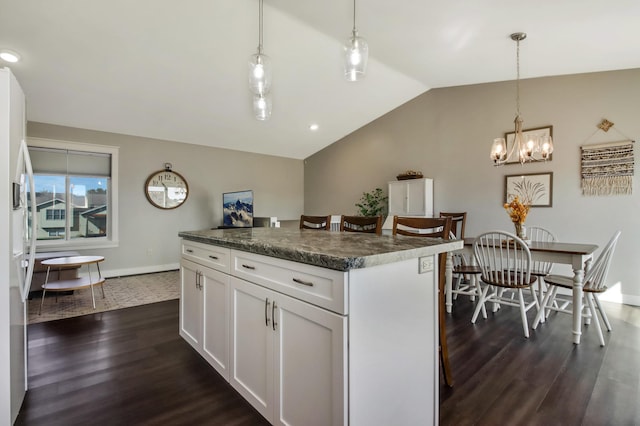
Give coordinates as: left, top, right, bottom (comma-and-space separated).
292, 278, 314, 287
186, 249, 194, 253
265, 298, 271, 326
272, 301, 277, 331
208, 255, 219, 260
242, 264, 256, 270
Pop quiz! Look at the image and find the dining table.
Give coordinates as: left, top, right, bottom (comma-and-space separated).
446, 238, 599, 344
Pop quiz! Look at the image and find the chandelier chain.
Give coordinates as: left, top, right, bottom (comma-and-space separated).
515, 37, 520, 117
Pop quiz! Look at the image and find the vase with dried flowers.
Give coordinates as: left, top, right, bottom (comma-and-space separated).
504, 196, 530, 239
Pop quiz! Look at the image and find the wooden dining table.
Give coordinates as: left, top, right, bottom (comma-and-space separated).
446, 238, 599, 344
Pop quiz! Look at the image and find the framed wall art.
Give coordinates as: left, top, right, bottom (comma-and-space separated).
504, 172, 553, 207
504, 125, 553, 164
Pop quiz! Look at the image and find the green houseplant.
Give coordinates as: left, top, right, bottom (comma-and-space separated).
355, 188, 388, 217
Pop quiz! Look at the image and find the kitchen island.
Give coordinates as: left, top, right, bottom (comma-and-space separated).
178, 228, 461, 426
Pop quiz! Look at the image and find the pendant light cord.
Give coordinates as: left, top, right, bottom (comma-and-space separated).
352, 0, 357, 34
258, 0, 264, 54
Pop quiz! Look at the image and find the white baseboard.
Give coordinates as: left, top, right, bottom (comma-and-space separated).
76, 263, 180, 279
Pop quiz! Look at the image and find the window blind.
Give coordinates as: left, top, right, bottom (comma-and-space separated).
29, 147, 111, 177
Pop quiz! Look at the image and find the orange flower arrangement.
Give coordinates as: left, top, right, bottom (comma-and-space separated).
504, 196, 530, 225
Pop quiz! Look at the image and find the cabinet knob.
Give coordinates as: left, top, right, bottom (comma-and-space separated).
209, 255, 219, 260
242, 264, 256, 270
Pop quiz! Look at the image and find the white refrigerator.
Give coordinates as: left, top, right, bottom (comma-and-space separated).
1, 67, 36, 424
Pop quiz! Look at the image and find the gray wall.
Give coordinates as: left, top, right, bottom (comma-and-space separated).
304, 68, 640, 305
28, 122, 304, 276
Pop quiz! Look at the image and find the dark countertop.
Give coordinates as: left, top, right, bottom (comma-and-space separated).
179, 228, 462, 271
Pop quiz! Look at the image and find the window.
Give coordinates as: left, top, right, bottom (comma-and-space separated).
45, 209, 65, 220
27, 138, 119, 249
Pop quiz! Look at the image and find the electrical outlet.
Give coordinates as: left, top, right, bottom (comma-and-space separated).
419, 256, 434, 274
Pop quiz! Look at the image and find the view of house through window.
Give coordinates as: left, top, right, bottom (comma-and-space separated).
27, 142, 117, 247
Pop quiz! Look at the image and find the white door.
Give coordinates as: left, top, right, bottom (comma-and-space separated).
179, 259, 202, 349
273, 293, 347, 426
201, 266, 230, 380
229, 277, 274, 421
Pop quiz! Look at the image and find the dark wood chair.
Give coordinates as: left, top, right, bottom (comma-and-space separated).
439, 212, 467, 239
440, 212, 483, 309
339, 215, 382, 235
299, 215, 331, 230
392, 216, 455, 387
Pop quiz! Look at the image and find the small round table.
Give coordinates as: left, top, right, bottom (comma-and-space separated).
39, 255, 106, 314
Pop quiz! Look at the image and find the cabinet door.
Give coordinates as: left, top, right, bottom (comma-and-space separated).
406, 179, 427, 215
273, 294, 347, 426
388, 181, 407, 215
180, 259, 202, 349
229, 277, 275, 421
201, 267, 230, 380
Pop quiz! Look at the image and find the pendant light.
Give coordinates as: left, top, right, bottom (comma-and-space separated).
490, 33, 553, 165
343, 0, 368, 82
253, 93, 272, 121
249, 0, 272, 120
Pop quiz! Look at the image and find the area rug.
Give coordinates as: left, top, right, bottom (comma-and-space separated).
28, 270, 180, 324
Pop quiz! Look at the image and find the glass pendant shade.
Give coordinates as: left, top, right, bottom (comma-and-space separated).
253, 93, 272, 121
343, 31, 368, 82
490, 138, 507, 164
248, 52, 272, 95
539, 135, 554, 159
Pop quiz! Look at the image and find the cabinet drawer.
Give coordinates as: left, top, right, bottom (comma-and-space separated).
231, 250, 347, 315
182, 240, 230, 273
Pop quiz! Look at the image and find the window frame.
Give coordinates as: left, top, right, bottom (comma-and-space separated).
27, 137, 119, 250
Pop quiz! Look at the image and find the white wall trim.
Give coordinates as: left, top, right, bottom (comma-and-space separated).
77, 263, 179, 280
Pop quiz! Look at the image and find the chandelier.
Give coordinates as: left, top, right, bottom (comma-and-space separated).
343, 0, 368, 82
490, 33, 553, 165
249, 0, 272, 120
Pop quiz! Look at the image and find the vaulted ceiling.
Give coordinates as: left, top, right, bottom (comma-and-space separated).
2, 0, 639, 159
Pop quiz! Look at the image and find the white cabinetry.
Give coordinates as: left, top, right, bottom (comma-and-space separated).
180, 241, 230, 379
384, 178, 434, 231
388, 178, 433, 216
229, 276, 346, 426
180, 236, 441, 425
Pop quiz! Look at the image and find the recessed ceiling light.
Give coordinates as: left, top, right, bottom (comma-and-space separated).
309, 124, 319, 131
0, 49, 21, 63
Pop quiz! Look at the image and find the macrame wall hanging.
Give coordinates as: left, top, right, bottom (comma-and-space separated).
580, 119, 635, 196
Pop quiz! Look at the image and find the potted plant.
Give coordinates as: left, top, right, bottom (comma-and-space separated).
355, 188, 388, 217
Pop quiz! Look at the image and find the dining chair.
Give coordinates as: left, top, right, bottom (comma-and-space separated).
532, 230, 621, 346
471, 230, 539, 338
393, 216, 455, 387
439, 212, 466, 239
440, 212, 483, 307
526, 226, 557, 314
299, 215, 331, 230
339, 215, 382, 234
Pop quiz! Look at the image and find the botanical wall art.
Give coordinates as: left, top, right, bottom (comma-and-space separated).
504, 172, 553, 207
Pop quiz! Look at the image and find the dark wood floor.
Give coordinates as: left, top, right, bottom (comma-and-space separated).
15, 297, 640, 425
